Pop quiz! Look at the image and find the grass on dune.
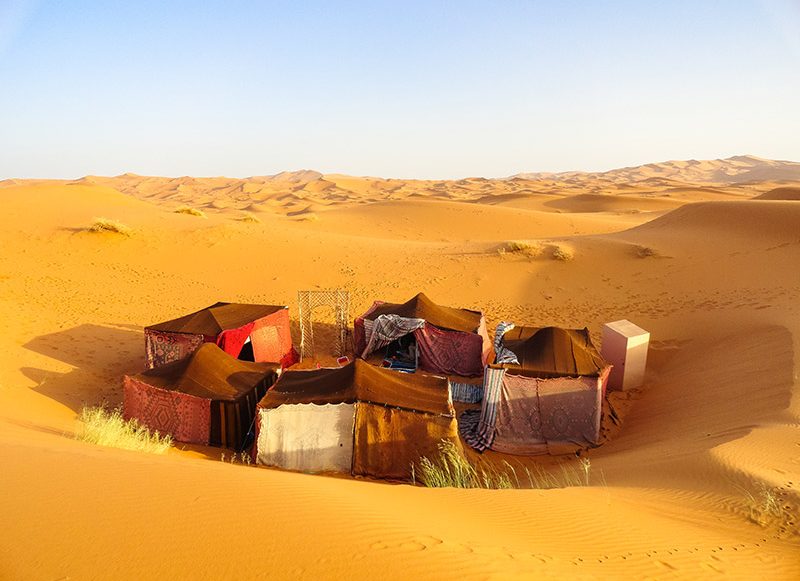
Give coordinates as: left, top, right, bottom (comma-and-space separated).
413, 440, 602, 489
174, 206, 207, 218
77, 406, 172, 454
87, 218, 132, 236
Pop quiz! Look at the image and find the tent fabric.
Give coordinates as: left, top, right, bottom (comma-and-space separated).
258, 359, 452, 416
215, 322, 256, 360
144, 303, 293, 369
125, 343, 277, 449
365, 293, 482, 333
124, 377, 212, 444
351, 403, 461, 480
256, 403, 355, 473
145, 330, 207, 369
495, 326, 607, 378
146, 302, 285, 335
361, 314, 426, 358
255, 359, 458, 479
354, 294, 492, 377
460, 325, 612, 456
494, 321, 520, 364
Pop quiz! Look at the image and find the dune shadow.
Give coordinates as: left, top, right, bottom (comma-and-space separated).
22, 323, 146, 414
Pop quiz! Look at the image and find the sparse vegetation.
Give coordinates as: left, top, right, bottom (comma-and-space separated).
174, 206, 207, 218
88, 218, 131, 236
738, 482, 792, 529
236, 213, 261, 223
635, 244, 658, 258
413, 440, 603, 489
76, 406, 172, 453
221, 450, 254, 465
551, 244, 574, 261
499, 240, 544, 258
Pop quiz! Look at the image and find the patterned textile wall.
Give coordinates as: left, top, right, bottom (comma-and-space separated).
251, 310, 296, 366
144, 330, 206, 369
123, 377, 211, 445
416, 325, 484, 376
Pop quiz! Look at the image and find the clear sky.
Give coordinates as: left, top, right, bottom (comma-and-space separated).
1, 0, 799, 179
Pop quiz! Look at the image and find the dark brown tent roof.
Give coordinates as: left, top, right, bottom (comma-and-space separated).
364, 293, 481, 334
128, 343, 278, 400
259, 359, 452, 416
146, 302, 286, 335
496, 326, 608, 378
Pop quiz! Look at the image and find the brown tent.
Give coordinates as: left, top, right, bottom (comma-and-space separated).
353, 292, 492, 377
124, 343, 278, 450
255, 359, 459, 480
145, 302, 296, 369
461, 326, 611, 455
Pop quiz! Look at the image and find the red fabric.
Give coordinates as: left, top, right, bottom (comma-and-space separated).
145, 330, 205, 369
415, 325, 484, 376
123, 376, 211, 445
216, 322, 255, 358
250, 309, 294, 364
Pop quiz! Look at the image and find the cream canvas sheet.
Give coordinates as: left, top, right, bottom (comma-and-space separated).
257, 403, 355, 473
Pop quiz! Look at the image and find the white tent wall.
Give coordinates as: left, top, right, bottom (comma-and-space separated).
256, 403, 355, 473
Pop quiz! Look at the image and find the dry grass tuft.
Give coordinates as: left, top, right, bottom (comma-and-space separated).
77, 406, 172, 454
551, 244, 574, 261
174, 206, 207, 218
236, 213, 261, 223
88, 218, 131, 236
499, 240, 545, 259
635, 244, 658, 258
414, 440, 602, 489
739, 483, 794, 531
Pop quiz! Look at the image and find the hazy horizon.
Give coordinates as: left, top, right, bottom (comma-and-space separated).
2, 1, 799, 180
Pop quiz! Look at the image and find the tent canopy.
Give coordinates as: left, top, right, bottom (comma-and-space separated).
259, 359, 452, 416
131, 343, 277, 400
495, 326, 607, 378
146, 302, 286, 335
365, 293, 481, 333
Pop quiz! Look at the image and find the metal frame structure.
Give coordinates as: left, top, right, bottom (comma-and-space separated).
297, 289, 350, 359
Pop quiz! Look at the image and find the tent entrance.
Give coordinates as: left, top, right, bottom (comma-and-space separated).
238, 336, 255, 362
381, 334, 418, 373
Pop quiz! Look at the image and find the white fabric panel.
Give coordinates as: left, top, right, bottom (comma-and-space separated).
257, 403, 355, 473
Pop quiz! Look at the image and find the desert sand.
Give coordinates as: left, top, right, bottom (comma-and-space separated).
1, 155, 799, 579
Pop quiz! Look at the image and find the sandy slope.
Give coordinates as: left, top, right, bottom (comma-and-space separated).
1, 159, 799, 579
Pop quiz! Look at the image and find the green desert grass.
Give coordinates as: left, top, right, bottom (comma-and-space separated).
87, 218, 132, 236
413, 440, 602, 489
174, 206, 207, 218
77, 406, 172, 454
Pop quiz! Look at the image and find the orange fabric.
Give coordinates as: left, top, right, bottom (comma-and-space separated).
351, 402, 461, 480
250, 308, 294, 364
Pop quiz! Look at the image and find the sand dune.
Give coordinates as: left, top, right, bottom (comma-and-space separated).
1, 157, 799, 579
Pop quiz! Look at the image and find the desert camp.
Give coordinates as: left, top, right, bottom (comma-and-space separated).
5, 2, 800, 577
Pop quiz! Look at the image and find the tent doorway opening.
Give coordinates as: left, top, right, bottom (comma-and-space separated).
381, 334, 418, 373
237, 337, 255, 362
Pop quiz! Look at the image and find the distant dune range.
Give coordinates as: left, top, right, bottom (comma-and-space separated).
1, 155, 799, 579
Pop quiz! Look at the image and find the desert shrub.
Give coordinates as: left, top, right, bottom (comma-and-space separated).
76, 406, 172, 454
635, 245, 658, 258
413, 440, 602, 489
174, 206, 207, 218
500, 240, 544, 258
236, 213, 261, 223
88, 218, 131, 236
551, 244, 574, 261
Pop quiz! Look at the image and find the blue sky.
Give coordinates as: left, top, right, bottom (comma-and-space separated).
1, 0, 799, 179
